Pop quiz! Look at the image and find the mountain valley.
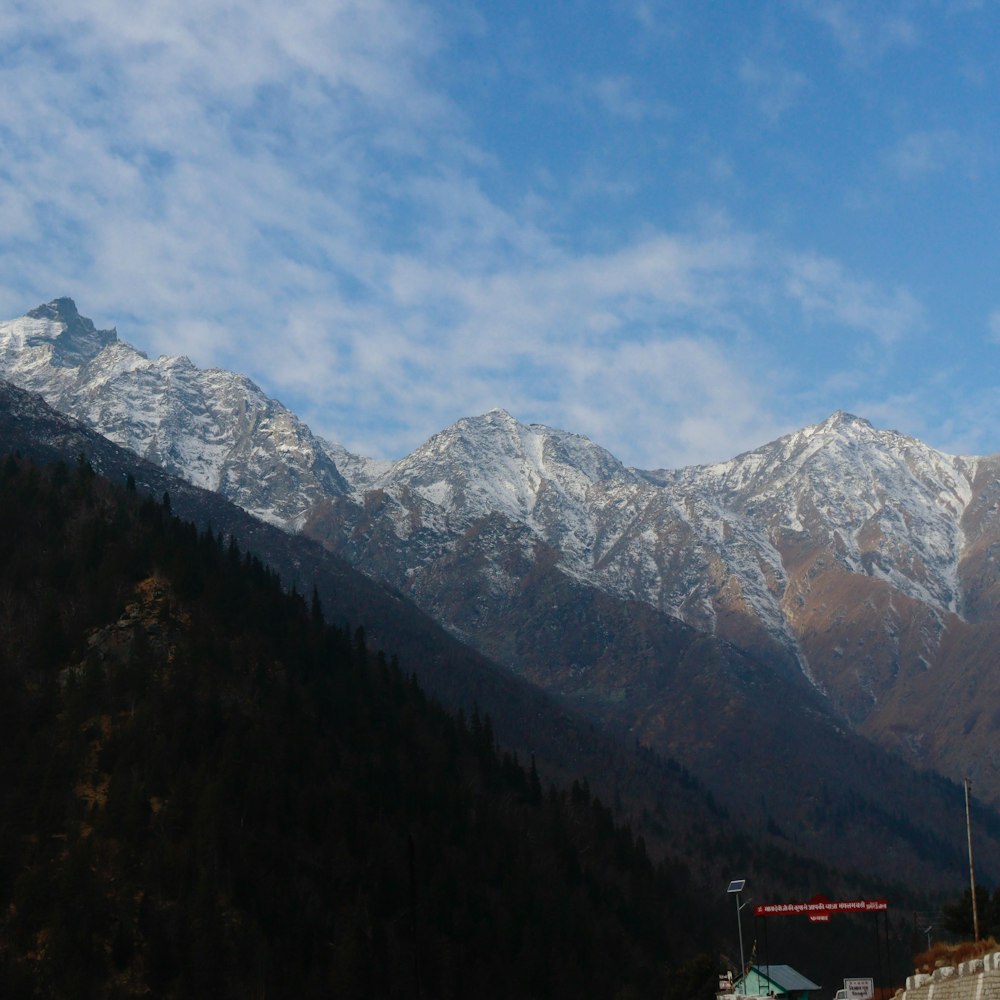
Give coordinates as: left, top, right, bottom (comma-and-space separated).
3, 298, 1000, 892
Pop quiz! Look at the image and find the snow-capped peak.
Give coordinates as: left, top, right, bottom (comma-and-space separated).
375, 408, 636, 526
0, 300, 352, 527
21, 297, 119, 366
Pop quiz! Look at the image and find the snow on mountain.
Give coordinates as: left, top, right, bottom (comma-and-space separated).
352, 406, 978, 656
7, 298, 1000, 801
0, 298, 356, 528
0, 299, 983, 638
369, 408, 643, 564
669, 411, 977, 613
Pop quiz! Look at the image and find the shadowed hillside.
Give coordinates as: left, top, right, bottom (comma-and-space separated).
0, 454, 723, 998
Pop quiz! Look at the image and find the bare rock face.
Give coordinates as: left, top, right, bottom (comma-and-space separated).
4, 299, 1000, 811
0, 298, 350, 528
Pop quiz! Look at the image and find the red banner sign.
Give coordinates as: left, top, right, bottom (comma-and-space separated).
753, 898, 887, 918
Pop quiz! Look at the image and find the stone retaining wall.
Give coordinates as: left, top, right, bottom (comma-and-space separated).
897, 952, 1000, 1000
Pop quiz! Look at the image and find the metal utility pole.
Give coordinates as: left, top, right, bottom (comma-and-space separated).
964, 777, 980, 942
728, 879, 747, 995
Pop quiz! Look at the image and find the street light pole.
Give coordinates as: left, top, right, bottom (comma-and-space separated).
728, 879, 747, 995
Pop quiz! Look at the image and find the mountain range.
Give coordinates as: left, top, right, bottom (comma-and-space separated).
3, 297, 1000, 889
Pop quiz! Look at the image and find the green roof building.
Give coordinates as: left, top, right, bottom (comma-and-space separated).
734, 964, 821, 998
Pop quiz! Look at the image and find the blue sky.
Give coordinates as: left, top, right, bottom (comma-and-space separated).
2, 0, 999, 469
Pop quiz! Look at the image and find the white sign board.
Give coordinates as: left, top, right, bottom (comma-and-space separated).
844, 978, 873, 999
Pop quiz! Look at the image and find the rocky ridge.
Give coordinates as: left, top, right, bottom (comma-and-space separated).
3, 299, 1000, 806
0, 298, 350, 528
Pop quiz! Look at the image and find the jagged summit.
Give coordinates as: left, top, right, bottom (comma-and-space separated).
379, 406, 636, 533
806, 410, 915, 450
789, 411, 894, 453
23, 297, 118, 365
819, 409, 872, 429
0, 299, 352, 526
26, 296, 82, 323
803, 409, 973, 461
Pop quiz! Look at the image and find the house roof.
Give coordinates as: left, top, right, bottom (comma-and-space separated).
745, 964, 821, 992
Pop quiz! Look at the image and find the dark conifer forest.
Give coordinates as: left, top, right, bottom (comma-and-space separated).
0, 454, 719, 998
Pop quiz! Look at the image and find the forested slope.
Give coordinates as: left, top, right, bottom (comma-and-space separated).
0, 455, 716, 999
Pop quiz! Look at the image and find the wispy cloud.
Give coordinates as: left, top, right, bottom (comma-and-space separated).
739, 58, 809, 123
624, 1, 682, 41
784, 254, 923, 346
888, 129, 978, 181
791, 0, 919, 62
0, 0, 942, 470
244, 223, 925, 466
987, 308, 1000, 345
0, 0, 454, 334
590, 75, 673, 123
